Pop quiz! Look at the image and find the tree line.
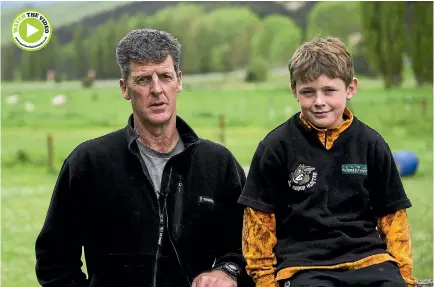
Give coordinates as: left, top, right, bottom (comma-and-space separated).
2, 1, 432, 88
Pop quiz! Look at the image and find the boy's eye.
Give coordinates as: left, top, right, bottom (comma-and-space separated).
301, 90, 314, 95
325, 88, 335, 92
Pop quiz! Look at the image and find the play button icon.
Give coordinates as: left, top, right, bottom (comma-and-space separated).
11, 10, 53, 51
27, 23, 39, 37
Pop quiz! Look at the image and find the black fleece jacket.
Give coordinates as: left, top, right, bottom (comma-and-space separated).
35, 114, 253, 287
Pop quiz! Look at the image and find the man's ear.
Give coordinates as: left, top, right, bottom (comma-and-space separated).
176, 71, 183, 93
120, 78, 131, 100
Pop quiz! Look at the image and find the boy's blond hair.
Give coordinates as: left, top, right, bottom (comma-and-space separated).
289, 36, 354, 89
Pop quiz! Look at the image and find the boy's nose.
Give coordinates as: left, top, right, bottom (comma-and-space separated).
314, 94, 326, 106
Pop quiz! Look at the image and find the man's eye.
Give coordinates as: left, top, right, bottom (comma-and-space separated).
137, 78, 150, 85
161, 74, 172, 79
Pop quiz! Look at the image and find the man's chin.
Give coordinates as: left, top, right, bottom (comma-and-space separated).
148, 114, 173, 126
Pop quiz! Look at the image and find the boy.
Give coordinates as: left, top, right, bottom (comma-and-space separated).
238, 37, 417, 287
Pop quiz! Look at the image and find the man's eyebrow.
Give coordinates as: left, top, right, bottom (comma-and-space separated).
132, 71, 173, 77
132, 74, 151, 79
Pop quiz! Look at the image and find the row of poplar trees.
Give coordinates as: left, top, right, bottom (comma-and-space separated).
361, 1, 433, 87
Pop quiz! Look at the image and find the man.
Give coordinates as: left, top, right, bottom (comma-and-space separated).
35, 28, 253, 287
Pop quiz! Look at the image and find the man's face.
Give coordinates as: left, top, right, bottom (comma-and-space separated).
292, 74, 358, 129
120, 55, 182, 127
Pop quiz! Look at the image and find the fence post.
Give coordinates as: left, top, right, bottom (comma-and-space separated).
219, 115, 225, 145
47, 133, 54, 173
421, 98, 427, 118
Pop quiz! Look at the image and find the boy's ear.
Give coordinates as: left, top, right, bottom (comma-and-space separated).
346, 78, 358, 100
291, 84, 298, 100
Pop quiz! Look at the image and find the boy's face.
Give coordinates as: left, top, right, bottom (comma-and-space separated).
292, 75, 358, 129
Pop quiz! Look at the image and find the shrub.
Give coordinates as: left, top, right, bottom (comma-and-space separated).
82, 77, 94, 88
245, 58, 269, 83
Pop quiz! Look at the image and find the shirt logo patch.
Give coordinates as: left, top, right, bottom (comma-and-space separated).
342, 164, 368, 175
199, 196, 214, 205
288, 164, 317, 191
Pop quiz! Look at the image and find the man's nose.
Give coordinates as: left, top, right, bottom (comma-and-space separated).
150, 74, 162, 95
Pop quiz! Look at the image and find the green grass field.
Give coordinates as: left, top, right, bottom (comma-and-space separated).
1, 74, 433, 286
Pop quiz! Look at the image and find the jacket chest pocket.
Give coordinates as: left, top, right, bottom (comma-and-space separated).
167, 179, 216, 237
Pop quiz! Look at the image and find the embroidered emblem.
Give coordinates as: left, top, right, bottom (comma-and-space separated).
199, 196, 214, 205
342, 164, 368, 175
288, 164, 317, 191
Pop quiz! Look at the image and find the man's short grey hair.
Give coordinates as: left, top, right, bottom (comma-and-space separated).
115, 28, 182, 80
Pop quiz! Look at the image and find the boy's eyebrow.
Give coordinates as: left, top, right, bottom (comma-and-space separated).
323, 85, 338, 89
298, 86, 314, 91
299, 85, 339, 91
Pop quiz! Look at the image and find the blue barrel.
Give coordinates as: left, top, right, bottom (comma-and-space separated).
392, 150, 419, 177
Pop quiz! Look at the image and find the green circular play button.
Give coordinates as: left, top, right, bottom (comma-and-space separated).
11, 10, 52, 51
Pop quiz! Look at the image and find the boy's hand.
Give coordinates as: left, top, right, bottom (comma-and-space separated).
192, 270, 237, 287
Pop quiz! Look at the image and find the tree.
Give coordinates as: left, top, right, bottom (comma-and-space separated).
1, 45, 16, 82
268, 20, 302, 67
360, 2, 406, 88
72, 25, 88, 79
148, 3, 206, 74
408, 2, 433, 86
307, 2, 362, 43
250, 15, 302, 65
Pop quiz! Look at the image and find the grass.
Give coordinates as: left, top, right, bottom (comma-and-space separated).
1, 74, 433, 286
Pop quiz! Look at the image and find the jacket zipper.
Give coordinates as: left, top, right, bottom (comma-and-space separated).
172, 177, 184, 241
152, 167, 173, 287
324, 130, 332, 148
133, 141, 198, 287
166, 178, 192, 286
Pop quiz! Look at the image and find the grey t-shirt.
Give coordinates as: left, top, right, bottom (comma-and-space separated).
136, 136, 185, 198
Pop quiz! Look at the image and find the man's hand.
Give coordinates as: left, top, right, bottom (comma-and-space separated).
192, 270, 237, 287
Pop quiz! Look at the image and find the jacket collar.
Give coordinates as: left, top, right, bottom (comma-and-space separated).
295, 107, 357, 149
125, 114, 200, 151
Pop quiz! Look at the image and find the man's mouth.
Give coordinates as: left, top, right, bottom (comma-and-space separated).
150, 103, 167, 107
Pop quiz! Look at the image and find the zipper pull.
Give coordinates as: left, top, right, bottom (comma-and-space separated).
177, 175, 183, 193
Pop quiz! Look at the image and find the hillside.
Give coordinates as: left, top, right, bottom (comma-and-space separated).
1, 1, 316, 46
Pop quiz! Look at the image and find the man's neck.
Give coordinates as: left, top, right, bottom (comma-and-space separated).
134, 114, 179, 153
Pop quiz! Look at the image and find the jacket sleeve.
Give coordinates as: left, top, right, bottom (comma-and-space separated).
242, 207, 278, 287
35, 153, 89, 287
212, 154, 254, 287
377, 209, 418, 286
